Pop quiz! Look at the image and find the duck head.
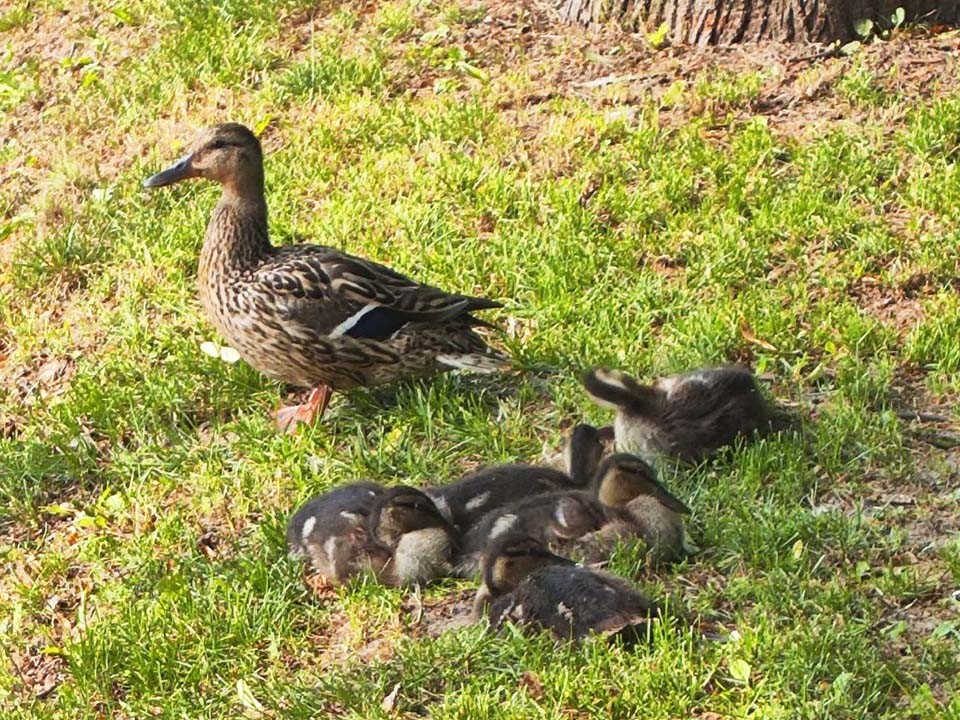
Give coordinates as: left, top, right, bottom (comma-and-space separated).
594, 453, 689, 514
143, 123, 263, 194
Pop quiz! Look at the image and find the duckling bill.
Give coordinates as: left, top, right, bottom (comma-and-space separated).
583, 365, 772, 464
144, 123, 507, 432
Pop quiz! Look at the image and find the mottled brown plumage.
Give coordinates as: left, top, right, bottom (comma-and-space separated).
144, 123, 507, 429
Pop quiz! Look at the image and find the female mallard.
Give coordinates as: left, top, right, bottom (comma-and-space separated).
143, 123, 507, 431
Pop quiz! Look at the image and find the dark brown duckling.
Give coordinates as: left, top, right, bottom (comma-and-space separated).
425, 465, 573, 532
286, 482, 384, 585
143, 123, 506, 432
456, 490, 609, 577
426, 423, 603, 532
569, 453, 691, 565
477, 535, 661, 644
583, 365, 772, 464
367, 486, 458, 586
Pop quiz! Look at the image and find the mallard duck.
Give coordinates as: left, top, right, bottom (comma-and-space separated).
456, 489, 608, 577
582, 365, 771, 463
287, 481, 384, 585
476, 535, 661, 643
143, 124, 507, 431
570, 453, 691, 565
367, 486, 458, 586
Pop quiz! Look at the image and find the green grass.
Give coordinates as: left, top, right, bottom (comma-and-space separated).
2, 1, 960, 718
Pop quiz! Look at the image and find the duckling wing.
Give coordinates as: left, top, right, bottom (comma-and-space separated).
256, 246, 500, 342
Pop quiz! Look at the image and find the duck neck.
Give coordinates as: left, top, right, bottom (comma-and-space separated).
200, 182, 271, 273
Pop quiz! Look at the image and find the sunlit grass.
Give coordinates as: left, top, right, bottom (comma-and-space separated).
1, 1, 958, 718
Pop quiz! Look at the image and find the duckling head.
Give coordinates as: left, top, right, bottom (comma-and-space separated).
563, 423, 605, 487
473, 534, 574, 617
483, 535, 573, 596
594, 453, 689, 514
369, 486, 449, 549
582, 368, 661, 414
143, 123, 263, 194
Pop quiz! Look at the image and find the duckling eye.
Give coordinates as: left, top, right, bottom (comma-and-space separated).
210, 139, 229, 150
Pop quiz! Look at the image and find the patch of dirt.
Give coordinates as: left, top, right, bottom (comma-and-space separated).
315, 608, 406, 665
409, 588, 476, 637
848, 271, 960, 336
5, 642, 66, 701
6, 353, 76, 407
848, 276, 926, 334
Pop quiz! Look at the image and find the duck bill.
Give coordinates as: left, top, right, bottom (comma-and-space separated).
644, 478, 691, 515
142, 153, 195, 188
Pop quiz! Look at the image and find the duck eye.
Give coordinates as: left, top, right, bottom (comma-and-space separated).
210, 139, 229, 150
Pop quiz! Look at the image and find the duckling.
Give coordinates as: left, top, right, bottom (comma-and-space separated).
456, 490, 609, 577
143, 124, 507, 432
583, 365, 770, 464
367, 486, 458, 586
477, 535, 661, 643
286, 482, 384, 585
425, 466, 573, 532
570, 453, 691, 565
426, 422, 603, 533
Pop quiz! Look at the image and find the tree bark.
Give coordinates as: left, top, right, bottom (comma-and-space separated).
555, 0, 960, 43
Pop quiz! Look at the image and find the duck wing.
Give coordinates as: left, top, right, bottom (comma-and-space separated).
256, 245, 501, 342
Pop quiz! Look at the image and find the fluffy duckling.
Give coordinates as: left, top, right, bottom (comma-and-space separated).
570, 453, 691, 565
286, 482, 384, 585
456, 490, 608, 577
426, 423, 603, 532
425, 465, 573, 533
476, 535, 661, 643
367, 486, 458, 586
583, 365, 771, 464
143, 124, 506, 432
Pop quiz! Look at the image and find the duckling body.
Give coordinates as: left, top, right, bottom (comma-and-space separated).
286, 482, 384, 584
456, 490, 608, 577
427, 423, 603, 533
367, 486, 458, 586
477, 536, 660, 643
144, 124, 506, 430
583, 366, 769, 463
425, 465, 578, 532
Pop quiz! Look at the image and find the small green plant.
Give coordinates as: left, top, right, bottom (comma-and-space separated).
646, 22, 670, 50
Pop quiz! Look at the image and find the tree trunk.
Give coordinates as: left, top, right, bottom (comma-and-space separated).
554, 0, 960, 43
